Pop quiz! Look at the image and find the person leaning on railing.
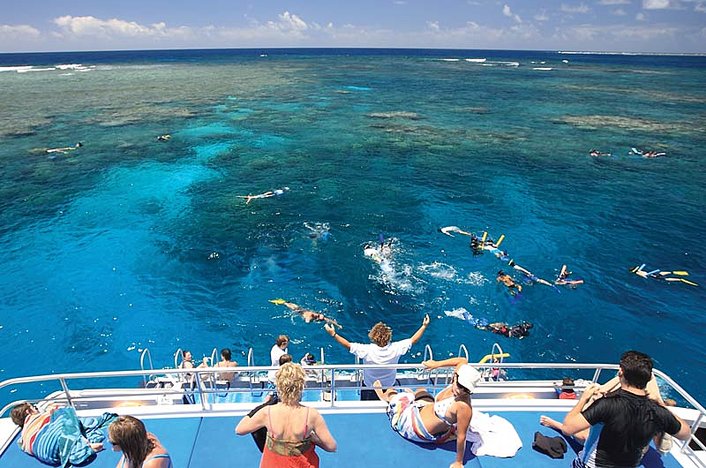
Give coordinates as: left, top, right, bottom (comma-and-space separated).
323, 314, 430, 400
562, 351, 692, 468
11, 402, 116, 466
236, 363, 337, 467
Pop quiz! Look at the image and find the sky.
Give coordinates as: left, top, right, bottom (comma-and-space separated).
1, 0, 705, 54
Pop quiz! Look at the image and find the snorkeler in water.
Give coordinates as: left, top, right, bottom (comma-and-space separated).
269, 299, 343, 328
589, 149, 611, 157
304, 222, 331, 241
46, 142, 83, 154
497, 270, 522, 295
630, 147, 666, 158
642, 150, 666, 158
507, 260, 555, 288
237, 187, 290, 204
630, 264, 697, 286
157, 134, 171, 142
440, 226, 473, 237
478, 321, 533, 339
444, 309, 532, 339
468, 233, 486, 256
554, 264, 584, 287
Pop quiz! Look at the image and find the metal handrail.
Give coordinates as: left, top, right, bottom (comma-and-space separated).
247, 348, 254, 367
139, 348, 154, 387
174, 348, 184, 370
457, 344, 469, 361
2, 363, 705, 420
422, 344, 433, 362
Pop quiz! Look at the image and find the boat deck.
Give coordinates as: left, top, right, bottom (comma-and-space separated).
0, 410, 684, 467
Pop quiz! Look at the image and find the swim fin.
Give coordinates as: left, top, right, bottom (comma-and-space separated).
269, 299, 287, 305
671, 271, 689, 276
495, 234, 505, 248
679, 279, 698, 286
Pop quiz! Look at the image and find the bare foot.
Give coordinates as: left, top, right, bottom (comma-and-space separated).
90, 442, 104, 452
539, 415, 563, 431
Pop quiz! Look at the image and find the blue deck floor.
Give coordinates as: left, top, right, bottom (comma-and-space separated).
1, 411, 682, 467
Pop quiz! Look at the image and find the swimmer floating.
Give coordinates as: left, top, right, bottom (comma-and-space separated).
554, 264, 584, 287
46, 142, 83, 154
445, 308, 532, 339
269, 299, 342, 328
630, 264, 697, 286
237, 187, 290, 204
630, 147, 666, 158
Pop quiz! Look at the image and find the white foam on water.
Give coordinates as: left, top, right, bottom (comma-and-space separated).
56, 64, 85, 70
533, 67, 553, 71
482, 61, 520, 67
444, 307, 470, 321
0, 66, 33, 72
439, 58, 460, 62
418, 261, 458, 281
466, 272, 488, 286
17, 67, 56, 73
464, 58, 486, 63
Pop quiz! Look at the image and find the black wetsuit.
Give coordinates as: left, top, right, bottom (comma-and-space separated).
574, 389, 681, 467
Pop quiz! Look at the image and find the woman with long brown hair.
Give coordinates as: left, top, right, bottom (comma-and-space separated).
108, 415, 172, 468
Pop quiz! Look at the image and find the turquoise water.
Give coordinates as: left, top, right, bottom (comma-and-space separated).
0, 49, 704, 403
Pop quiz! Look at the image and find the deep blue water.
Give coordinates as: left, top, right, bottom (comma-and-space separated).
0, 48, 704, 405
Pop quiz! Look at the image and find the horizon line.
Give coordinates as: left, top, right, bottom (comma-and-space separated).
1, 46, 705, 58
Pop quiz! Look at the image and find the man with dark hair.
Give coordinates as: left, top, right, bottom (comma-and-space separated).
563, 351, 691, 467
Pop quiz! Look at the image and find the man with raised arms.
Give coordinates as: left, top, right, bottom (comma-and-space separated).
324, 314, 430, 400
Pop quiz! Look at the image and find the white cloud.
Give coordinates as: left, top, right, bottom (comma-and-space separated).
270, 11, 308, 31
53, 16, 191, 39
695, 2, 706, 12
561, 3, 591, 13
636, 11, 647, 19
503, 4, 523, 23
0, 24, 41, 38
642, 0, 671, 8
613, 8, 628, 14
393, 0, 407, 4
49, 12, 318, 47
534, 10, 549, 21
427, 21, 440, 31
599, 0, 630, 4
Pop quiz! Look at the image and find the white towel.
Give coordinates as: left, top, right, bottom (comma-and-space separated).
466, 411, 522, 457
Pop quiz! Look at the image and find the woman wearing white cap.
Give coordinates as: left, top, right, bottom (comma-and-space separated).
374, 357, 481, 468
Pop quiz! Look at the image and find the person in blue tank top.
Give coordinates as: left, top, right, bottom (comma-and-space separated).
109, 415, 172, 468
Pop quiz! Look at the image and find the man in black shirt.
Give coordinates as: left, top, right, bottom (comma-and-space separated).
563, 351, 691, 467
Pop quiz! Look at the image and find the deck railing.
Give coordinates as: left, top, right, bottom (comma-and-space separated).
1, 362, 704, 466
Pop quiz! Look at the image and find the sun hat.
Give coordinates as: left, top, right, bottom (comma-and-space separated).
456, 364, 482, 393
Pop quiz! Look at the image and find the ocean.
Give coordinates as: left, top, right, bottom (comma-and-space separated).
0, 48, 704, 404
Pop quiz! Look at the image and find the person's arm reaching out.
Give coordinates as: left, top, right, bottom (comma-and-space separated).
409, 314, 430, 344
324, 324, 351, 350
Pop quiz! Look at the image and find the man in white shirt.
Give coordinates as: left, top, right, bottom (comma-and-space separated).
268, 335, 289, 383
324, 314, 430, 400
